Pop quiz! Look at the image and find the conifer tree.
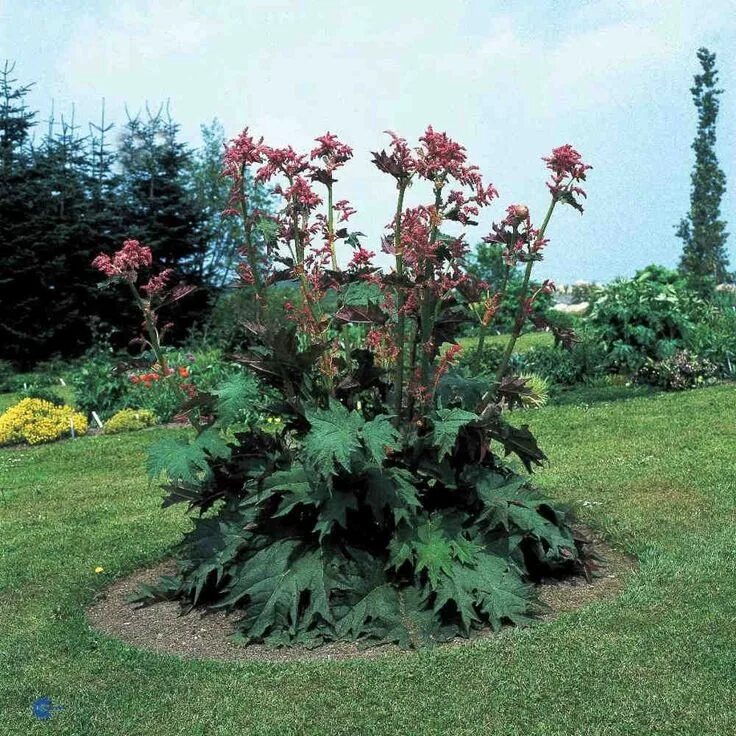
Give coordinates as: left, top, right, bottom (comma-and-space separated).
0, 62, 43, 366
117, 104, 206, 276
5, 101, 124, 363
116, 104, 210, 333
677, 47, 730, 292
30, 109, 96, 357
85, 101, 141, 345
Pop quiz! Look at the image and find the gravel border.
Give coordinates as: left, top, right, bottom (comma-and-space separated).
86, 532, 635, 663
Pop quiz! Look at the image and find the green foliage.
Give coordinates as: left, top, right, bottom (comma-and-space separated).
519, 333, 606, 387
128, 376, 183, 424
634, 350, 718, 391
517, 373, 550, 408
303, 400, 366, 473
568, 281, 601, 304
685, 291, 736, 376
18, 385, 66, 406
303, 403, 400, 473
458, 343, 504, 375
205, 285, 299, 352
72, 346, 251, 421
71, 351, 131, 418
136, 349, 584, 646
1, 63, 213, 367
360, 414, 401, 463
336, 583, 433, 648
0, 62, 115, 367
147, 428, 230, 486
587, 267, 701, 373
213, 372, 260, 425
0, 360, 15, 392
430, 408, 478, 459
466, 242, 553, 332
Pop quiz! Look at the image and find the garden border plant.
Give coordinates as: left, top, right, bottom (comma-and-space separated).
93, 127, 594, 648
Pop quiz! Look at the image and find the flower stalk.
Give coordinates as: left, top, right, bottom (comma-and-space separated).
392, 183, 408, 420
494, 197, 557, 384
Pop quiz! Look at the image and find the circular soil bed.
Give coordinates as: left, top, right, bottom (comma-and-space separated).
87, 531, 635, 663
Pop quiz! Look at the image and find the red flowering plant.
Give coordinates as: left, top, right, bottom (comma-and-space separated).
102, 129, 594, 649
92, 240, 202, 425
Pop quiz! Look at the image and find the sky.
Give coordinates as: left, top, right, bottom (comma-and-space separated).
2, 0, 735, 284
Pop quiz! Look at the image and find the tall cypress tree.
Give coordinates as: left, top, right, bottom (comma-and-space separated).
676, 47, 730, 292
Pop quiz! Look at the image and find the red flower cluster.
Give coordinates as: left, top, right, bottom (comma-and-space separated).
432, 343, 463, 391
521, 279, 557, 317
223, 128, 265, 177
416, 126, 498, 203
366, 327, 399, 366
238, 263, 256, 286
130, 371, 164, 387
480, 292, 501, 327
256, 146, 310, 183
542, 144, 592, 212
347, 247, 375, 271
371, 131, 415, 185
130, 365, 189, 388
333, 199, 356, 223
310, 132, 353, 174
483, 204, 548, 266
416, 126, 470, 183
141, 268, 174, 295
278, 176, 323, 210
541, 278, 556, 295
92, 240, 152, 281
390, 206, 467, 276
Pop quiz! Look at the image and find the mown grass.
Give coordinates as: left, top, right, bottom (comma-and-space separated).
0, 392, 22, 412
458, 330, 553, 355
549, 382, 657, 406
0, 385, 76, 413
1, 385, 735, 735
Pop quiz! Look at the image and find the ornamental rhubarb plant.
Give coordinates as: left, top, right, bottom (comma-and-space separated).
94, 127, 593, 648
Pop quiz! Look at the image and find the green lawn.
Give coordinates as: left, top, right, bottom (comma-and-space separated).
2, 385, 735, 734
0, 384, 76, 413
0, 392, 22, 412
458, 330, 553, 355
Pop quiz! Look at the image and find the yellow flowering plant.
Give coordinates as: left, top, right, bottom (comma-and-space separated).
0, 398, 88, 446
103, 408, 157, 434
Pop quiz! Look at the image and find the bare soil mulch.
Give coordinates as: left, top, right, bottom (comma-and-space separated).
86, 531, 635, 663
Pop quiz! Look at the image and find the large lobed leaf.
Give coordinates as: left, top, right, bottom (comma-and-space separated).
147, 429, 231, 487
430, 407, 479, 459
304, 399, 364, 474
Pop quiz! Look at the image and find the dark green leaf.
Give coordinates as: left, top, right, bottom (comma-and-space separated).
431, 408, 478, 459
